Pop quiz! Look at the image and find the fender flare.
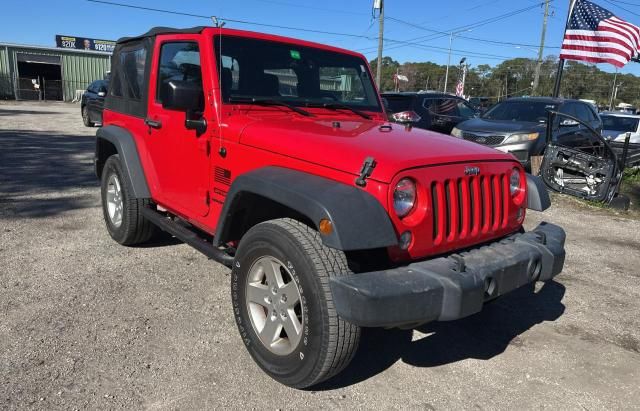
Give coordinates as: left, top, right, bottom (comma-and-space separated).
215, 167, 398, 251
526, 174, 551, 212
95, 125, 151, 198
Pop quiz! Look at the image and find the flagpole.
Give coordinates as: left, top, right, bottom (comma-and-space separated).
553, 0, 578, 97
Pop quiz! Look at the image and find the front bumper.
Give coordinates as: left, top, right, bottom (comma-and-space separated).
494, 141, 537, 165
330, 222, 565, 328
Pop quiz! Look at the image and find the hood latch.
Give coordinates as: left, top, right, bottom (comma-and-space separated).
355, 157, 377, 187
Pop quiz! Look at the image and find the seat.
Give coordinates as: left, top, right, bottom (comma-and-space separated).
257, 73, 280, 97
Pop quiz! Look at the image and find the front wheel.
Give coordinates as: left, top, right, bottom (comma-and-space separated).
231, 218, 360, 388
100, 155, 157, 245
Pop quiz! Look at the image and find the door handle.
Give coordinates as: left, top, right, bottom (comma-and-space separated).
144, 118, 162, 129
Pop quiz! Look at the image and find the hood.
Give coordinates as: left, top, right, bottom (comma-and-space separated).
457, 118, 546, 134
603, 130, 640, 144
237, 115, 514, 183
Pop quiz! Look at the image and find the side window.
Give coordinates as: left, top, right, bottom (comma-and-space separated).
111, 47, 147, 99
576, 104, 596, 122
220, 55, 239, 97
559, 103, 578, 119
429, 99, 459, 116
457, 101, 476, 118
156, 42, 202, 103
318, 67, 367, 103
87, 81, 97, 93
265, 68, 297, 97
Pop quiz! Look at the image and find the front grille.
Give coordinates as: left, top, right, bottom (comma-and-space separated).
430, 174, 509, 245
462, 132, 505, 146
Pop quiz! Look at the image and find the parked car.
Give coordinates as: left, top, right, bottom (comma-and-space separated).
451, 97, 602, 169
382, 92, 479, 134
95, 26, 565, 389
468, 96, 493, 112
600, 112, 640, 144
81, 79, 108, 127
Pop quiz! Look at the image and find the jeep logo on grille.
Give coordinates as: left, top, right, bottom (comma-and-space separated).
464, 166, 481, 176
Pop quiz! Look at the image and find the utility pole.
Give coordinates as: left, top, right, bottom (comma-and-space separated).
609, 68, 619, 110
444, 32, 453, 93
532, 0, 550, 95
375, 0, 384, 89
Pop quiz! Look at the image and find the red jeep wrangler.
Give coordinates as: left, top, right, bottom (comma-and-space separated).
95, 26, 566, 388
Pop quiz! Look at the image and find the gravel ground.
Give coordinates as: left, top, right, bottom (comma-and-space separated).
1, 101, 639, 410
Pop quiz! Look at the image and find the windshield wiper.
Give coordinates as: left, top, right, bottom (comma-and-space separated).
228, 96, 313, 117
306, 102, 371, 120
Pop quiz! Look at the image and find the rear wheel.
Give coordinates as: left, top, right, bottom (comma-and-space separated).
231, 218, 360, 388
100, 155, 157, 245
82, 105, 94, 127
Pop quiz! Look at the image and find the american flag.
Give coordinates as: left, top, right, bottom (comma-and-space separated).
455, 81, 464, 97
560, 0, 640, 68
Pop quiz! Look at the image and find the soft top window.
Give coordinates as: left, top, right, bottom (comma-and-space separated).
104, 38, 152, 118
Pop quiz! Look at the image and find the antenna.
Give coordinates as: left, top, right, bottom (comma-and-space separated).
211, 16, 225, 28
216, 24, 226, 157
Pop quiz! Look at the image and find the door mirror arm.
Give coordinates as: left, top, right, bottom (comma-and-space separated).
185, 110, 207, 136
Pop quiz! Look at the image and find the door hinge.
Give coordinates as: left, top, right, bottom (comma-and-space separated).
204, 190, 210, 206
355, 156, 377, 187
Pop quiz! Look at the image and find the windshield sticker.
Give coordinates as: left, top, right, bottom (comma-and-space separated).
290, 50, 301, 60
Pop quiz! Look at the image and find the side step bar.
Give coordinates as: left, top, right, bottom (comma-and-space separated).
141, 207, 235, 268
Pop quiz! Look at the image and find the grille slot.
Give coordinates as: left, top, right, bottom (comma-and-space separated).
430, 171, 508, 244
462, 133, 505, 146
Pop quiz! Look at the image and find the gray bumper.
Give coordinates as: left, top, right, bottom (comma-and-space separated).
330, 223, 566, 328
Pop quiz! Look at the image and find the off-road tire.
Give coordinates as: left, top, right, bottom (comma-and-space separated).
100, 155, 157, 245
231, 218, 360, 388
82, 105, 94, 127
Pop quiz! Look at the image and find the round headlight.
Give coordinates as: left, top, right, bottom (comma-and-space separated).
394, 178, 416, 217
451, 127, 463, 138
510, 168, 522, 196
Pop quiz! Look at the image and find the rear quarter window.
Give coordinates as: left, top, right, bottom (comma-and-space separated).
111, 47, 147, 100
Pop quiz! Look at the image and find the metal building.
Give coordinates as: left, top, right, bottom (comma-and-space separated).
0, 43, 111, 101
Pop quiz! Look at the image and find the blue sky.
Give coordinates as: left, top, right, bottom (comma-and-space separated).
2, 0, 640, 75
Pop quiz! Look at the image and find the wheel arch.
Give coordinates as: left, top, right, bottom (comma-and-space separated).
95, 125, 151, 199
215, 167, 398, 251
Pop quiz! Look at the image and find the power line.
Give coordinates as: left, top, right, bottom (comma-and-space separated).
384, 15, 562, 50
86, 0, 372, 39
86, 0, 556, 63
357, 2, 552, 54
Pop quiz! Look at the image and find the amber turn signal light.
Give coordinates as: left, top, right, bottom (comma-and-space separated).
319, 219, 333, 235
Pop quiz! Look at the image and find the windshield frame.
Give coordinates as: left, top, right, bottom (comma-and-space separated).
212, 34, 383, 113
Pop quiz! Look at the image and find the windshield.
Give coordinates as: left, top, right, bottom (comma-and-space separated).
214, 35, 381, 112
601, 115, 639, 132
483, 101, 557, 123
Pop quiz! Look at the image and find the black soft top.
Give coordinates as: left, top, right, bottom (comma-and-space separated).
117, 26, 207, 44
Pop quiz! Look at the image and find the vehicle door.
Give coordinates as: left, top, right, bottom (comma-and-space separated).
425, 98, 459, 133
554, 103, 587, 148
540, 109, 621, 203
93, 80, 108, 123
145, 38, 211, 217
85, 81, 97, 120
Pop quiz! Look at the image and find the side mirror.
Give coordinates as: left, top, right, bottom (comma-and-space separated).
161, 80, 204, 112
560, 118, 579, 127
98, 91, 106, 97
